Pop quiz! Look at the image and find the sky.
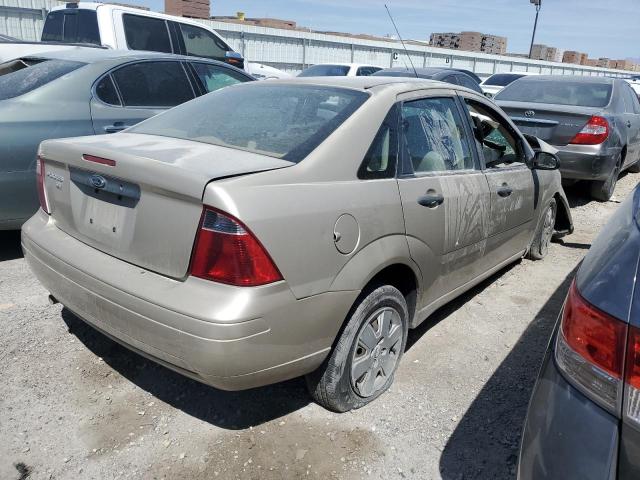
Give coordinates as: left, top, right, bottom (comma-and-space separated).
129, 0, 640, 59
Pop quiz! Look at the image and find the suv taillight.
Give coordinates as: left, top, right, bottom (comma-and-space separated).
36, 156, 50, 214
555, 281, 626, 413
189, 207, 282, 287
569, 116, 609, 145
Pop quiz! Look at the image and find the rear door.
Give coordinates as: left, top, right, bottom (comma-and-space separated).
90, 60, 196, 134
397, 90, 491, 307
459, 94, 535, 264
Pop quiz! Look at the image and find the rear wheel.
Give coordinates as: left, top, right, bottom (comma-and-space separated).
528, 198, 556, 260
590, 155, 621, 201
306, 285, 408, 412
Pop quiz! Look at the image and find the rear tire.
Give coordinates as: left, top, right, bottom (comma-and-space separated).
527, 198, 557, 260
305, 285, 408, 412
590, 155, 621, 201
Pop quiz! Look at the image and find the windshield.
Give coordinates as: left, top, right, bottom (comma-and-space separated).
298, 65, 351, 77
130, 84, 369, 162
496, 79, 612, 108
484, 73, 525, 86
0, 59, 85, 100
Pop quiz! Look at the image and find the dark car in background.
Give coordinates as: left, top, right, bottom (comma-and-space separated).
518, 183, 640, 480
496, 76, 640, 201
372, 67, 483, 94
0, 48, 253, 230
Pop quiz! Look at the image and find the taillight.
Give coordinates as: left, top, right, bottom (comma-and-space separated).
36, 156, 50, 214
555, 281, 626, 413
569, 116, 609, 145
189, 207, 282, 286
624, 326, 640, 427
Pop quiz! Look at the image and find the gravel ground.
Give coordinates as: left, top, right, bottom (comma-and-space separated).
1, 172, 638, 480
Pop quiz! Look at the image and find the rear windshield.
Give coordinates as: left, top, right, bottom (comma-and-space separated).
130, 84, 369, 162
298, 65, 351, 77
42, 9, 101, 45
484, 73, 525, 86
496, 79, 613, 108
0, 59, 85, 100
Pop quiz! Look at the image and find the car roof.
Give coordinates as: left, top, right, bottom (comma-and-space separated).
259, 75, 465, 93
303, 63, 379, 68
19, 47, 220, 65
514, 75, 615, 84
378, 67, 451, 76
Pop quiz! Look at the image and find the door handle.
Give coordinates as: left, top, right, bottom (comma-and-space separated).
418, 193, 444, 208
497, 185, 513, 197
104, 122, 130, 134
627, 120, 632, 128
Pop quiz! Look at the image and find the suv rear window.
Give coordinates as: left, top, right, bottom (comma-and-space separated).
0, 59, 85, 100
130, 84, 369, 162
496, 79, 613, 108
42, 9, 101, 45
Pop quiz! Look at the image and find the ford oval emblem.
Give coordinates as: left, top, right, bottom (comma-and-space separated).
524, 110, 536, 118
89, 174, 107, 189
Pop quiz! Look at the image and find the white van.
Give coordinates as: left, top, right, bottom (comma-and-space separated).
42, 2, 245, 69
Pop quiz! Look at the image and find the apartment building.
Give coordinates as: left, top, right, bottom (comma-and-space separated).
429, 31, 507, 55
562, 50, 587, 65
596, 58, 612, 68
530, 44, 559, 62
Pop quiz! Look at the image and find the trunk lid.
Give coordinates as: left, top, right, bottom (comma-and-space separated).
497, 101, 602, 146
39, 133, 292, 278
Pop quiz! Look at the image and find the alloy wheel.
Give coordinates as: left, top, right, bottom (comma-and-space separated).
350, 307, 403, 398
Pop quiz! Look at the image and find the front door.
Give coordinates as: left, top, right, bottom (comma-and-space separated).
459, 95, 535, 265
396, 93, 491, 309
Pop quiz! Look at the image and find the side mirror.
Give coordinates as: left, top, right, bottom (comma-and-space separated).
224, 51, 245, 68
533, 151, 560, 170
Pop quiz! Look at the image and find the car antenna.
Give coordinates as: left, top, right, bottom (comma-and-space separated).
385, 4, 418, 78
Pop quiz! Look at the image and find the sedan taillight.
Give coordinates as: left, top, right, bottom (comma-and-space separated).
624, 326, 640, 426
189, 207, 282, 286
555, 281, 626, 414
569, 115, 609, 145
36, 156, 50, 214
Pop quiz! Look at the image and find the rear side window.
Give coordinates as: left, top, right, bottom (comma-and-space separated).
180, 24, 229, 60
483, 73, 524, 86
42, 10, 100, 45
299, 65, 351, 77
190, 63, 249, 93
123, 14, 172, 53
111, 61, 194, 107
458, 74, 481, 93
0, 60, 85, 100
95, 75, 121, 106
358, 104, 399, 179
356, 67, 380, 77
621, 83, 640, 114
496, 79, 613, 108
130, 84, 369, 162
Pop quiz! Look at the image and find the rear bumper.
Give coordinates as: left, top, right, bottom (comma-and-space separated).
554, 144, 620, 182
518, 331, 619, 480
22, 211, 359, 390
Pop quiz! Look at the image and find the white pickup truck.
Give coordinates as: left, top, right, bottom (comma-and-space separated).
1, 2, 289, 79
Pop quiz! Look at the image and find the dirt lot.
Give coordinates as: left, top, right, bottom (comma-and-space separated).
1, 173, 638, 480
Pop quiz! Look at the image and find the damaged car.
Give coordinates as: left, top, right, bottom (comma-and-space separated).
22, 77, 572, 411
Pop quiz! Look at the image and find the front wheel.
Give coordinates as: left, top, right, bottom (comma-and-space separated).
528, 198, 557, 260
306, 285, 408, 412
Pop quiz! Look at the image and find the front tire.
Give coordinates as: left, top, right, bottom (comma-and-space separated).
590, 155, 621, 201
306, 285, 408, 412
528, 198, 557, 260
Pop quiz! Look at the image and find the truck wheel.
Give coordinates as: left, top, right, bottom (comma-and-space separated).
528, 198, 556, 260
306, 285, 408, 412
